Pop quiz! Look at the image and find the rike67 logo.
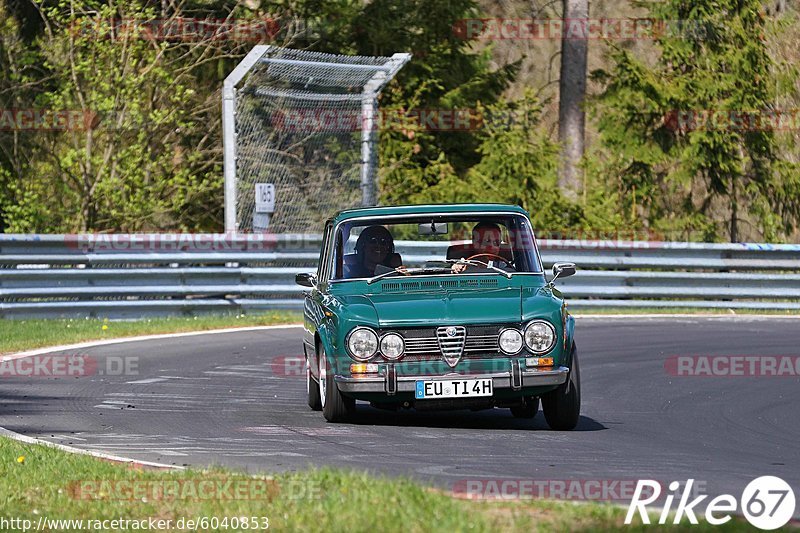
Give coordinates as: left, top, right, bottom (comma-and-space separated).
626, 477, 796, 529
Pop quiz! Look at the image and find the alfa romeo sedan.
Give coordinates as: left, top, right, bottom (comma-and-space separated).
296, 204, 580, 430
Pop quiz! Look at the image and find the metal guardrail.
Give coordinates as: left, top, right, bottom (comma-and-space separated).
1, 234, 799, 318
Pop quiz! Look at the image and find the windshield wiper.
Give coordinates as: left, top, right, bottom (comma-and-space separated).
367, 259, 513, 284
366, 267, 452, 284
443, 259, 513, 279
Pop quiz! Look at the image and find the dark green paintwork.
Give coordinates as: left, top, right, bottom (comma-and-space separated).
332, 203, 529, 224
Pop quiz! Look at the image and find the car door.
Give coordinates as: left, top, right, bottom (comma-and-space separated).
304, 221, 333, 377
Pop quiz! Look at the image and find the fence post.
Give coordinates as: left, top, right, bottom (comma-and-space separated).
223, 45, 271, 233
360, 74, 384, 207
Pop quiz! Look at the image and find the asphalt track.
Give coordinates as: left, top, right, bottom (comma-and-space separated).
2, 317, 799, 512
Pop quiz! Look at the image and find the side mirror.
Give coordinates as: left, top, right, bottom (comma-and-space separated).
295, 272, 317, 287
550, 262, 576, 286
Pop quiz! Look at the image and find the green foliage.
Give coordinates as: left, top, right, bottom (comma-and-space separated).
1, 0, 797, 242
0, 171, 56, 232
591, 0, 799, 242
356, 0, 531, 206
0, 0, 243, 232
1, 0, 539, 233
379, 92, 571, 224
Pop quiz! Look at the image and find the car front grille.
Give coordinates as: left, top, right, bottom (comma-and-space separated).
379, 324, 516, 362
436, 326, 466, 359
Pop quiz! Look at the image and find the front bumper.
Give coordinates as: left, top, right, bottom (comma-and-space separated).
335, 365, 569, 394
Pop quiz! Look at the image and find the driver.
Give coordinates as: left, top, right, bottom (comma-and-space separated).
471, 222, 503, 257
452, 222, 505, 273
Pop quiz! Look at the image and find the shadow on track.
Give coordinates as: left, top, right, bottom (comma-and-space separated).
345, 405, 606, 432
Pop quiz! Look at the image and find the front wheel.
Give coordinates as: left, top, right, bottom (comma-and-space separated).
318, 348, 355, 422
306, 357, 321, 411
542, 343, 580, 430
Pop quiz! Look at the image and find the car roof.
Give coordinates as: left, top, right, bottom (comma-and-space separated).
332, 203, 529, 224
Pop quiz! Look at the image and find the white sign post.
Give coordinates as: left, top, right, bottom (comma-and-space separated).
253, 183, 275, 231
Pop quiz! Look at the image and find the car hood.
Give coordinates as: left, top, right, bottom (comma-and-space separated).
352, 288, 523, 327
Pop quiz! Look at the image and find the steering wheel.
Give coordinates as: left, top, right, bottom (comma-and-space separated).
467, 253, 512, 266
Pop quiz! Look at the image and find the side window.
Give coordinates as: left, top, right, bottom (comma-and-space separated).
317, 223, 333, 283
334, 230, 344, 279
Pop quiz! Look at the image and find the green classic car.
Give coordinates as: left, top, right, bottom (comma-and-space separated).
296, 204, 580, 430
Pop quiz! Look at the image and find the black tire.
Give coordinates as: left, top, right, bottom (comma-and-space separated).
306, 356, 322, 411
542, 342, 581, 430
318, 347, 355, 422
510, 396, 539, 419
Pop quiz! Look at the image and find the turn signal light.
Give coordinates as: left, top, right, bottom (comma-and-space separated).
525, 357, 554, 368
350, 363, 379, 374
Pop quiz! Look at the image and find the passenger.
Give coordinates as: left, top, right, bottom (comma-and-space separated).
344, 225, 401, 278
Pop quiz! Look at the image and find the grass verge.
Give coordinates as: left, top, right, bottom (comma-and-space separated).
0, 436, 755, 532
0, 312, 302, 355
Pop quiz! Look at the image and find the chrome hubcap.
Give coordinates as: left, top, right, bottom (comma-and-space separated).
306, 359, 311, 395
319, 355, 327, 407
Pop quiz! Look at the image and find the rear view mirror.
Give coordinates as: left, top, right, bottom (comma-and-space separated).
418, 222, 449, 235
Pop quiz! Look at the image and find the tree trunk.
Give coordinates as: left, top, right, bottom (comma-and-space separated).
730, 174, 738, 243
557, 0, 589, 200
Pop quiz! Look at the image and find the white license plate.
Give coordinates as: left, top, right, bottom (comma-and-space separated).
414, 378, 493, 399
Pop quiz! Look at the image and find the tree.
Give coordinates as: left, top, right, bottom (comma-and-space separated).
0, 2, 51, 231
345, 0, 519, 205
384, 90, 580, 231
0, 0, 271, 232
592, 0, 800, 242
556, 0, 588, 200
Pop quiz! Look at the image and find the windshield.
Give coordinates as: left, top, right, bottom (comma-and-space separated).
330, 213, 542, 280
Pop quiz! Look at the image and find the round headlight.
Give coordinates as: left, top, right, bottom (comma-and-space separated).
380, 333, 405, 360
524, 321, 556, 354
498, 329, 523, 355
347, 327, 378, 361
